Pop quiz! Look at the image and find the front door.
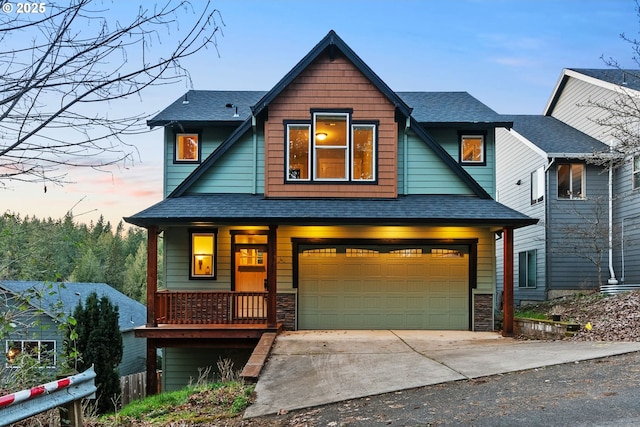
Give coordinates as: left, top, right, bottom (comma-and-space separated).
234, 245, 267, 319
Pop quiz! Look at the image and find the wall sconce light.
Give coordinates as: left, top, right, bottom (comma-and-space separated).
225, 103, 239, 117
316, 132, 327, 141
516, 179, 522, 186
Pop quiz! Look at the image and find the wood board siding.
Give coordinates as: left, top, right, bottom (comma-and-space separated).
495, 128, 547, 303
549, 77, 616, 142
428, 128, 496, 197
163, 225, 495, 294
550, 75, 640, 286
264, 54, 398, 198
164, 127, 260, 196
546, 163, 609, 290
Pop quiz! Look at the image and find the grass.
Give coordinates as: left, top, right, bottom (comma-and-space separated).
94, 381, 255, 426
514, 309, 547, 320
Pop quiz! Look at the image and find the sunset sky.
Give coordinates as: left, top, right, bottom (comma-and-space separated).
2, 0, 638, 228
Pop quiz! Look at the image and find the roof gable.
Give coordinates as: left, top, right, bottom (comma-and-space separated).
544, 68, 640, 116
251, 30, 412, 119
159, 31, 497, 200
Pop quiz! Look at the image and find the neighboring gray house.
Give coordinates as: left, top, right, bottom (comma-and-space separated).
496, 115, 609, 304
545, 68, 640, 287
0, 281, 146, 376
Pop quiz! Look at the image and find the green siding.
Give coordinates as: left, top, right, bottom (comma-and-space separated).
164, 127, 260, 196
427, 128, 496, 197
162, 348, 251, 392
399, 131, 474, 195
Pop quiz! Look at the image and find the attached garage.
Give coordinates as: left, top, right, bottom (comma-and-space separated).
295, 240, 473, 330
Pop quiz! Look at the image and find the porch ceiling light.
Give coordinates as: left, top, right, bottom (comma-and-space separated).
316, 132, 327, 141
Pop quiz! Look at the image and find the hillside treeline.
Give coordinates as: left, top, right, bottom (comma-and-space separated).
0, 212, 162, 303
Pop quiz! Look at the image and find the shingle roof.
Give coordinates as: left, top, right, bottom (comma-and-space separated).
0, 281, 146, 333
147, 90, 266, 127
147, 90, 509, 127
569, 68, 640, 92
124, 194, 537, 228
505, 115, 609, 156
398, 92, 510, 125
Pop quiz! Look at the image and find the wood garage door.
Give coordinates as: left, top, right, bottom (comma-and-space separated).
297, 244, 469, 330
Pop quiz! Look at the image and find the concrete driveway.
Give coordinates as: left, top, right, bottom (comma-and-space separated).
244, 330, 640, 418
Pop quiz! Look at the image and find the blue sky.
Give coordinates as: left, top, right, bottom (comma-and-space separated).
3, 0, 638, 227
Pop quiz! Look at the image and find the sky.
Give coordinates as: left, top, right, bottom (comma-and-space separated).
2, 0, 639, 228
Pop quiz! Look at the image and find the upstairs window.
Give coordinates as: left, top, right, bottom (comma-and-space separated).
190, 229, 217, 279
633, 155, 640, 190
460, 134, 485, 165
557, 163, 585, 199
286, 111, 377, 182
175, 132, 201, 163
531, 166, 545, 204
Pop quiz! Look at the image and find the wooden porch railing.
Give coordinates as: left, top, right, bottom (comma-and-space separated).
154, 290, 268, 325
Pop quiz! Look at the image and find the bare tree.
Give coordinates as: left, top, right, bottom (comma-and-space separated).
0, 0, 222, 187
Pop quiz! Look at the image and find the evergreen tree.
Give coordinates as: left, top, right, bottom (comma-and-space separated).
68, 292, 122, 414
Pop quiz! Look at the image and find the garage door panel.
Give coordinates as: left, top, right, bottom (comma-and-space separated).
298, 248, 469, 330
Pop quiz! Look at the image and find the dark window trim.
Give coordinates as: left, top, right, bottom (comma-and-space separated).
458, 130, 487, 166
189, 228, 218, 280
173, 129, 203, 164
284, 111, 379, 184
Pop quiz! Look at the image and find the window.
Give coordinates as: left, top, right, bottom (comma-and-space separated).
518, 250, 537, 288
557, 163, 585, 199
531, 166, 545, 204
287, 124, 311, 180
175, 132, 201, 163
190, 229, 217, 279
633, 155, 640, 190
460, 134, 485, 165
5, 340, 56, 368
285, 111, 377, 182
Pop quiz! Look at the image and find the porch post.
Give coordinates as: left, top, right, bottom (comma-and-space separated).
502, 227, 514, 337
267, 225, 278, 328
146, 226, 158, 327
146, 339, 158, 396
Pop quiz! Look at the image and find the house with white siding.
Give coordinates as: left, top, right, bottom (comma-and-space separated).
124, 30, 536, 393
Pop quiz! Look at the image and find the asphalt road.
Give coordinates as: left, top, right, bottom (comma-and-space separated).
253, 350, 640, 426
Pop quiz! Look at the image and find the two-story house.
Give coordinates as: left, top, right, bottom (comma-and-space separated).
125, 31, 536, 392
545, 68, 640, 288
496, 115, 609, 304
496, 68, 640, 305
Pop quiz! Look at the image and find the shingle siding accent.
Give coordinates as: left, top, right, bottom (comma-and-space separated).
265, 54, 398, 198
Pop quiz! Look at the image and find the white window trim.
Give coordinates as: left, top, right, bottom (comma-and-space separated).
633, 155, 640, 190
531, 166, 545, 205
5, 340, 57, 368
351, 124, 376, 182
557, 163, 586, 200
313, 112, 350, 181
286, 123, 311, 182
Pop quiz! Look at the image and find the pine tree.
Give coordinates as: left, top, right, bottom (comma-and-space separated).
68, 292, 122, 414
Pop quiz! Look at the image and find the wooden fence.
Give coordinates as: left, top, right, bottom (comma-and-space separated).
119, 371, 162, 407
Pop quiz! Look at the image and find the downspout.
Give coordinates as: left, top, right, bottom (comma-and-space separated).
403, 116, 410, 195
607, 151, 618, 285
252, 115, 257, 195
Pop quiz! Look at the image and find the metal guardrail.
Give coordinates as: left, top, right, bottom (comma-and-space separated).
0, 366, 96, 427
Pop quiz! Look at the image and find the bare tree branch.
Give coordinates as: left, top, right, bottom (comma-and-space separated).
0, 0, 223, 186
